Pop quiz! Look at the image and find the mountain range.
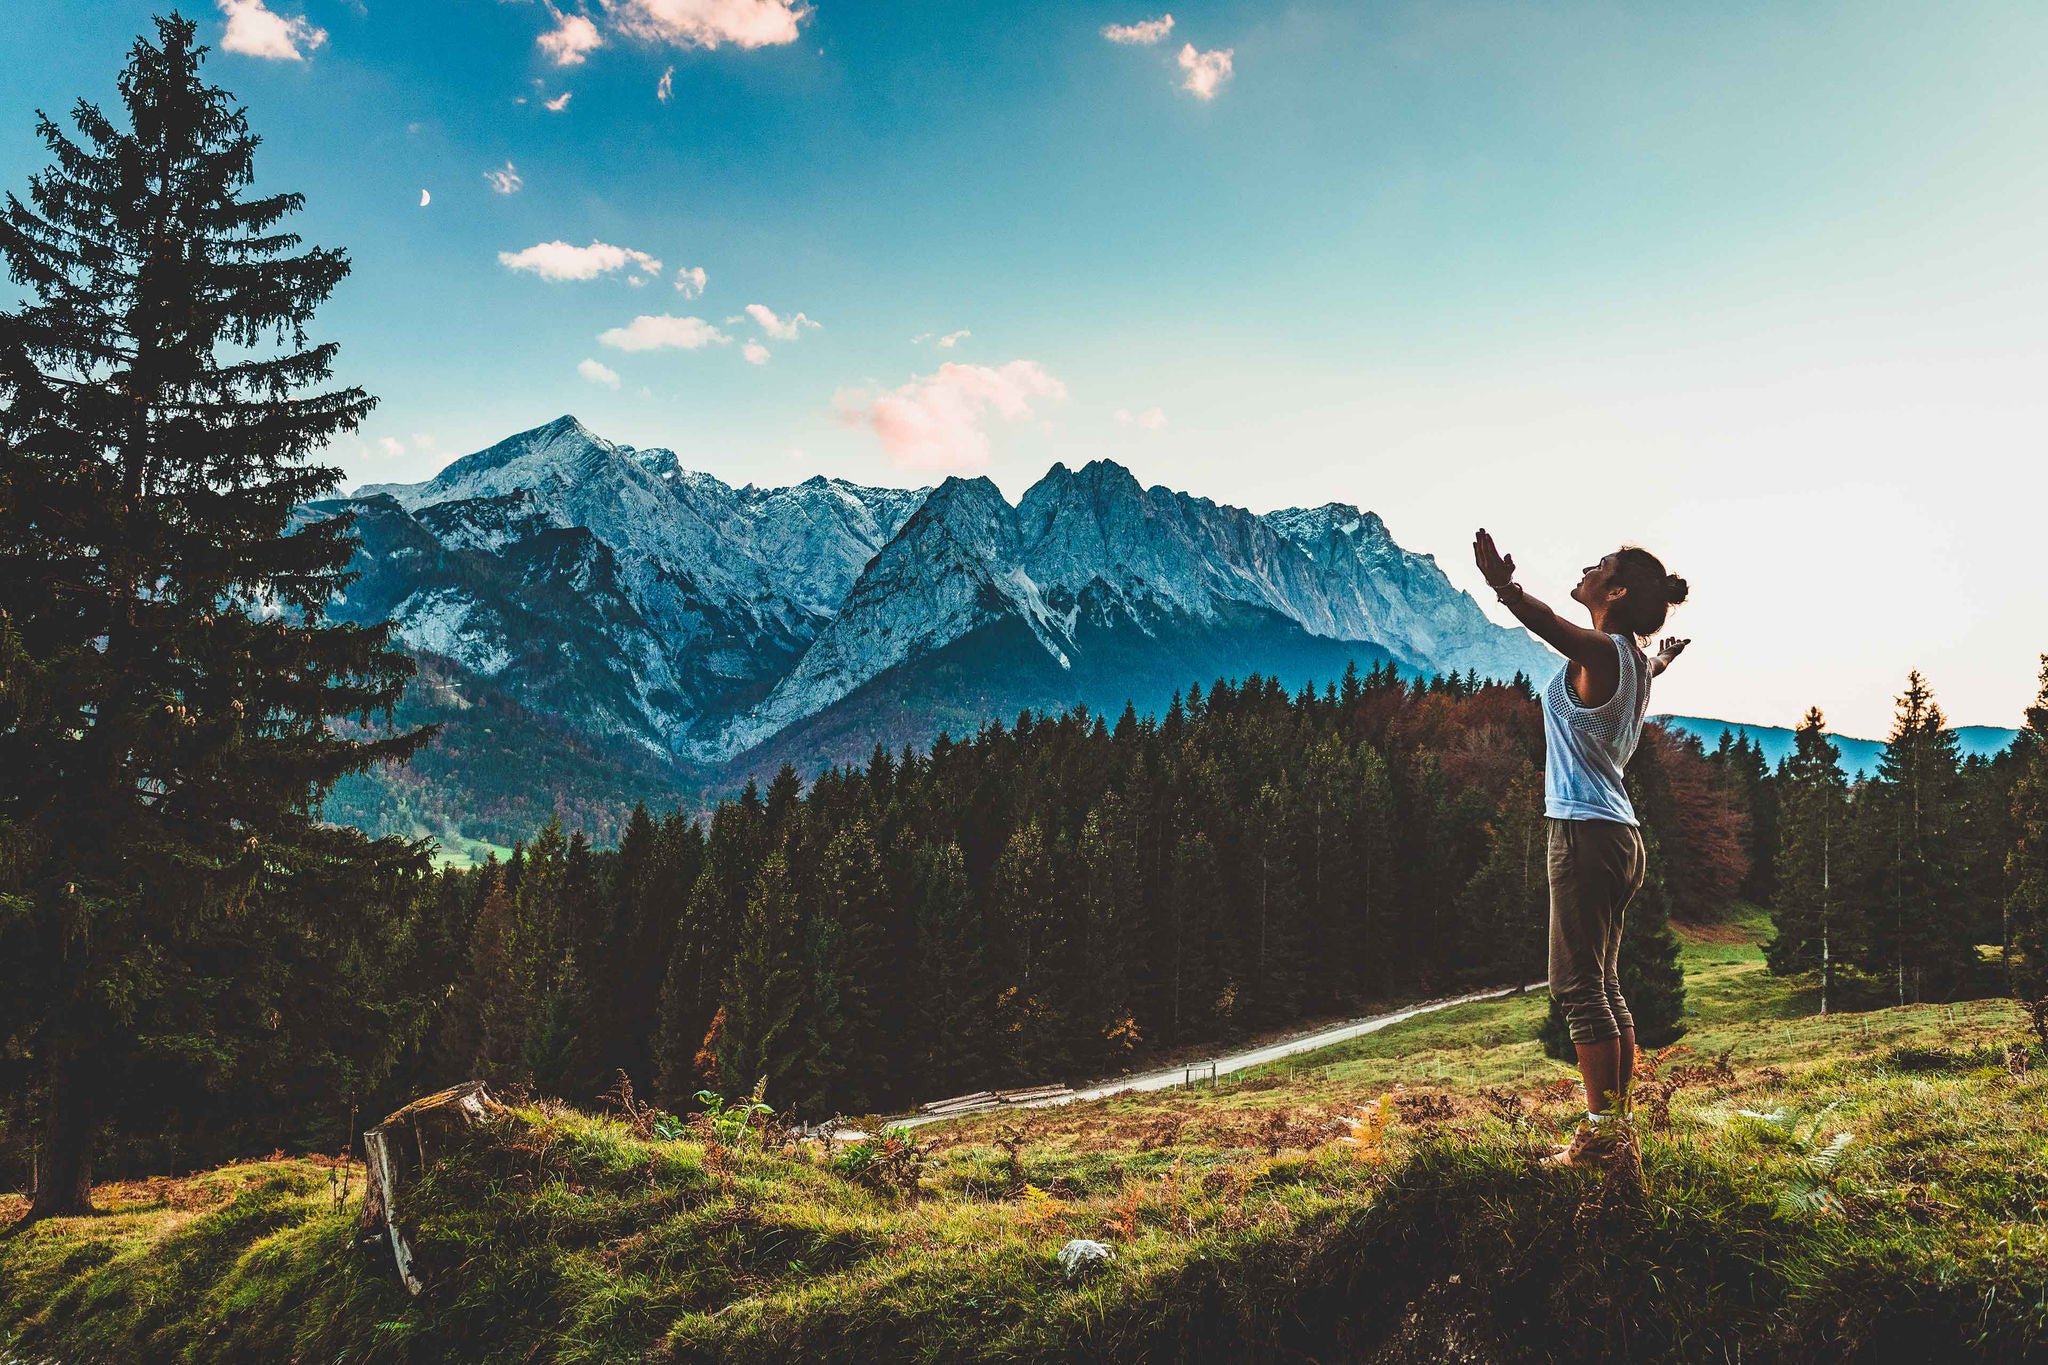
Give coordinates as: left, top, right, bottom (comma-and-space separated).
307, 415, 1557, 848
1654, 716, 2019, 779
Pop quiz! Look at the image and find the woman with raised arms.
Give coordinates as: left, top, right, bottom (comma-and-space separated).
1473, 530, 1690, 1170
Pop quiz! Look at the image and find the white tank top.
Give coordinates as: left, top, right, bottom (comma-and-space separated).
1542, 632, 1652, 825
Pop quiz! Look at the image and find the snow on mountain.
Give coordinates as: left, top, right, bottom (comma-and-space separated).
348, 416, 928, 754
322, 419, 1551, 778
716, 460, 1553, 756
1261, 503, 1555, 682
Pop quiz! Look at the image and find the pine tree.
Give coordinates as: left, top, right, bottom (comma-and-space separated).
1245, 779, 1307, 1024
1079, 792, 1145, 1067
987, 820, 1070, 1075
1457, 762, 1548, 985
459, 867, 530, 1085
2008, 657, 2048, 1003
0, 18, 428, 1217
652, 785, 760, 1106
713, 853, 803, 1101
1857, 672, 1972, 1003
907, 840, 988, 1095
787, 819, 889, 1115
1766, 709, 1851, 1011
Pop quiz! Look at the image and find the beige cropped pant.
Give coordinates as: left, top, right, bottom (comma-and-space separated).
1546, 817, 1647, 1045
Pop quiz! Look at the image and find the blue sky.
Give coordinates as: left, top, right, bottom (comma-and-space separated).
6, 0, 2048, 735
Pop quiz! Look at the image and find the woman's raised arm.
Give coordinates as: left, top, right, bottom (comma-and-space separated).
1472, 529, 1614, 668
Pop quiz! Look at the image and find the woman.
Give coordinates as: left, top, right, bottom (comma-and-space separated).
1472, 530, 1689, 1169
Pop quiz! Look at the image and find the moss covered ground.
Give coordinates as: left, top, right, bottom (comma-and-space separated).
5, 905, 2045, 1363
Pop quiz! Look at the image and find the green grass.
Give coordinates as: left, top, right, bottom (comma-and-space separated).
7, 903, 2047, 1362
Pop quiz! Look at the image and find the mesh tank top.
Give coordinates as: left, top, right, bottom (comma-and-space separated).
1542, 632, 1652, 825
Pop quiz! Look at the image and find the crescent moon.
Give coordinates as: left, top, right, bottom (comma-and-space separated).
419, 189, 431, 207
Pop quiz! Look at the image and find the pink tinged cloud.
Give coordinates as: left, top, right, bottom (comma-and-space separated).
604, 0, 809, 50
597, 314, 731, 351
499, 240, 662, 282
837, 360, 1068, 472
578, 358, 622, 389
1102, 13, 1173, 44
538, 7, 604, 65
545, 91, 574, 112
674, 265, 708, 297
1177, 43, 1232, 99
216, 0, 326, 60
745, 303, 820, 340
742, 341, 771, 365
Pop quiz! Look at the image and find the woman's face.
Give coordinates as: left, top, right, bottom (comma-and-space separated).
1571, 552, 1621, 609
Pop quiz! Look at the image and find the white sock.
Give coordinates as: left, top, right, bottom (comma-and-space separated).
1586, 1110, 1607, 1125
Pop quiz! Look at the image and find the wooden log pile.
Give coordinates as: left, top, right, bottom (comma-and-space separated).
915, 1083, 1073, 1119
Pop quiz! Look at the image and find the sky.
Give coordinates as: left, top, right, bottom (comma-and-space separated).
5, 0, 2047, 738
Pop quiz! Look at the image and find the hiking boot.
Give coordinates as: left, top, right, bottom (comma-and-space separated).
1541, 1119, 1620, 1168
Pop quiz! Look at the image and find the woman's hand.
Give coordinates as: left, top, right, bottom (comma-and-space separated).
1648, 636, 1691, 678
1473, 529, 1516, 588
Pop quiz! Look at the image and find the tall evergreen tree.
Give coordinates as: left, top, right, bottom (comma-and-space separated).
1855, 672, 1972, 1003
0, 18, 427, 1217
1457, 762, 1548, 985
787, 819, 890, 1114
2008, 657, 2048, 1003
1766, 708, 1852, 1011
907, 840, 989, 1096
712, 853, 803, 1101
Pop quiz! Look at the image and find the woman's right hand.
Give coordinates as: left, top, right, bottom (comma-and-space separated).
1473, 529, 1517, 588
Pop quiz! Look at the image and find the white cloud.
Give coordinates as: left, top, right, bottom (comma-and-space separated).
483, 161, 523, 194
538, 6, 604, 65
1177, 43, 1233, 99
742, 341, 771, 365
604, 0, 809, 50
578, 357, 623, 388
499, 240, 663, 283
545, 90, 574, 112
1102, 14, 1173, 44
1116, 406, 1168, 431
673, 265, 707, 297
217, 0, 326, 61
835, 360, 1067, 472
745, 303, 820, 340
937, 329, 970, 349
657, 65, 675, 101
377, 436, 406, 458
598, 313, 731, 351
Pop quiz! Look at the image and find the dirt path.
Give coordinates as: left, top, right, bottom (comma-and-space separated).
884, 981, 1543, 1132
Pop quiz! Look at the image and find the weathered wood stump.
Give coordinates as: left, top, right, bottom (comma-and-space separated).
358, 1081, 500, 1295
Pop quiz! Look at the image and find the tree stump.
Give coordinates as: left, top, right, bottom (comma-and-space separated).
358, 1081, 500, 1295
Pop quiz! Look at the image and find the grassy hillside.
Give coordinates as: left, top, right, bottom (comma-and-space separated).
5, 908, 2045, 1363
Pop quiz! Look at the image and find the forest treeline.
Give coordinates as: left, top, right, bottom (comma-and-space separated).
404, 664, 1708, 1127
383, 658, 2041, 1141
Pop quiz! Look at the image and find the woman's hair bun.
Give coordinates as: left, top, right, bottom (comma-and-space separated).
1663, 573, 1689, 606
